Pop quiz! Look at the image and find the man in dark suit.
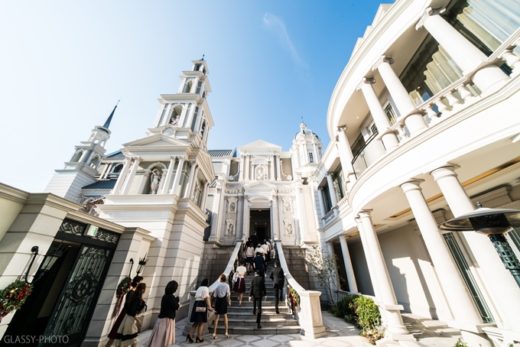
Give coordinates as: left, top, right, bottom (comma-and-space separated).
253, 251, 266, 276
270, 261, 285, 314
249, 270, 266, 329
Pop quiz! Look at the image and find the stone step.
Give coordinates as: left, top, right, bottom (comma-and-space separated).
227, 311, 294, 320
212, 325, 301, 335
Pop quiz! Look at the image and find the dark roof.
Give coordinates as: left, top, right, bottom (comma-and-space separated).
208, 149, 235, 158
83, 179, 117, 190
105, 150, 124, 160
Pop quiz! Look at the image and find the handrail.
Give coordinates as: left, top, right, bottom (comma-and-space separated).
274, 241, 326, 338
208, 241, 242, 292
275, 241, 306, 293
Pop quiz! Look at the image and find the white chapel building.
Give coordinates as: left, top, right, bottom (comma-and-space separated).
0, 0, 519, 346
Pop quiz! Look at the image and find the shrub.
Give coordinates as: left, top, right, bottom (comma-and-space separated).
335, 294, 358, 325
454, 339, 468, 347
353, 296, 382, 344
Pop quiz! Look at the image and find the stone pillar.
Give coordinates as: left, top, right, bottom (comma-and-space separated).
418, 8, 508, 94
113, 157, 132, 194
275, 155, 282, 181
401, 180, 492, 346
185, 165, 198, 199
376, 57, 427, 134
326, 174, 338, 207
339, 235, 358, 293
272, 196, 280, 240
269, 156, 275, 180
357, 211, 408, 337
359, 78, 399, 150
336, 126, 357, 190
208, 185, 222, 243
244, 155, 250, 181
160, 157, 176, 194
431, 166, 520, 330
121, 157, 141, 194
170, 159, 185, 195
242, 201, 250, 240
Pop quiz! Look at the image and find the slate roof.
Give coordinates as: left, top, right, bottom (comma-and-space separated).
83, 179, 118, 190
105, 150, 124, 160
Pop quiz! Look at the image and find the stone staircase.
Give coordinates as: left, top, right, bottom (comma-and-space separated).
212, 263, 301, 335
281, 246, 311, 289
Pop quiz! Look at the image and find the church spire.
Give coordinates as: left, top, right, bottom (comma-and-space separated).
103, 100, 119, 129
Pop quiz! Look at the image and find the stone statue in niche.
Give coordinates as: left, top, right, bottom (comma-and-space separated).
229, 201, 236, 212
150, 168, 162, 194
285, 221, 293, 235
225, 220, 235, 235
255, 165, 267, 180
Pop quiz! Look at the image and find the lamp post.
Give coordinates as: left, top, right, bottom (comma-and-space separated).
440, 203, 520, 287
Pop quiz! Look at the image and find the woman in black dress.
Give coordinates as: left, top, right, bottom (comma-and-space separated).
148, 280, 179, 347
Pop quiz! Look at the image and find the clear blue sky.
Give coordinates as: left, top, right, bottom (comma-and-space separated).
0, 0, 390, 192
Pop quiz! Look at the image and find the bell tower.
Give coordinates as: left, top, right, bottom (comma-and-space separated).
291, 122, 322, 180
149, 58, 213, 149
45, 103, 118, 203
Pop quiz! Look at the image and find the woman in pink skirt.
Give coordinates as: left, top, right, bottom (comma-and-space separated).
148, 281, 180, 347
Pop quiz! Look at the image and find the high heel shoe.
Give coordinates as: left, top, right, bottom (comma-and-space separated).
186, 334, 194, 343
196, 337, 204, 343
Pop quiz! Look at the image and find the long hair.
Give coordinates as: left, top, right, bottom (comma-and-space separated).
132, 282, 146, 301
200, 278, 209, 287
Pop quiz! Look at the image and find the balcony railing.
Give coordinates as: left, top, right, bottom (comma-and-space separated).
349, 29, 520, 180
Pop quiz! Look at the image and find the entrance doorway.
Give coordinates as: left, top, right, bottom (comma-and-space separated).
249, 209, 271, 245
2, 219, 119, 347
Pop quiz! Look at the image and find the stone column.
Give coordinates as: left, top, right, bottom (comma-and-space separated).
418, 8, 508, 94
336, 126, 357, 190
122, 157, 141, 194
376, 57, 427, 134
355, 216, 381, 298
185, 165, 198, 199
359, 78, 399, 150
160, 157, 176, 194
170, 159, 185, 195
272, 196, 280, 240
113, 157, 132, 194
269, 156, 275, 180
431, 166, 520, 329
275, 155, 282, 181
357, 211, 408, 337
339, 235, 359, 293
401, 180, 492, 346
326, 174, 338, 207
242, 201, 250, 240
208, 185, 222, 243
244, 155, 250, 181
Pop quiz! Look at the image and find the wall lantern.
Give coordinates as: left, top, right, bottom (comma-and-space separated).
440, 203, 520, 286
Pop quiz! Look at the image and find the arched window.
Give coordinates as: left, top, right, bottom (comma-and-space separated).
170, 105, 183, 125
183, 80, 193, 93
71, 150, 83, 162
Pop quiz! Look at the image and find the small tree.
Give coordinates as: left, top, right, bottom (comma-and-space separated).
305, 244, 338, 305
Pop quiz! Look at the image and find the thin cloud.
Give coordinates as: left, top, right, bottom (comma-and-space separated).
263, 12, 307, 69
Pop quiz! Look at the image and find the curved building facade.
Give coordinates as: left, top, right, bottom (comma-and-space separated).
316, 0, 520, 345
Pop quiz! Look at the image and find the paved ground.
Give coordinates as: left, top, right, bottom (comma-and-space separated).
137, 312, 462, 347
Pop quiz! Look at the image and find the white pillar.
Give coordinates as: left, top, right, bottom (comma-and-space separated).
357, 211, 408, 337
326, 174, 338, 207
170, 159, 185, 195
208, 185, 222, 243
242, 201, 250, 240
339, 235, 358, 293
376, 57, 427, 134
244, 155, 250, 181
185, 165, 198, 199
160, 157, 176, 194
113, 157, 132, 194
418, 9, 508, 94
269, 156, 275, 180
122, 158, 141, 194
360, 78, 399, 150
272, 196, 280, 240
336, 126, 357, 190
275, 155, 282, 181
401, 180, 492, 346
239, 155, 245, 181
431, 166, 520, 330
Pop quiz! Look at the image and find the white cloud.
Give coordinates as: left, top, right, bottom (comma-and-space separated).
263, 12, 307, 69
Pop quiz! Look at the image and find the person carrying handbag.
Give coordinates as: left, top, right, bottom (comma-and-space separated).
187, 279, 213, 343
